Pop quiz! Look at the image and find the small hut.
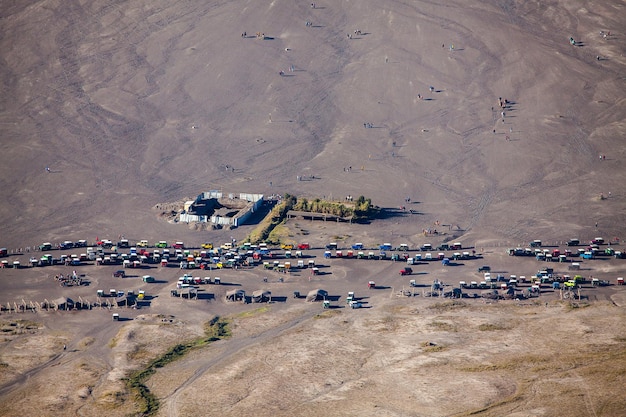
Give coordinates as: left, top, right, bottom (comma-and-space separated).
306, 289, 328, 302
225, 289, 245, 302
53, 297, 75, 310
178, 287, 198, 299
115, 294, 135, 307
251, 290, 271, 303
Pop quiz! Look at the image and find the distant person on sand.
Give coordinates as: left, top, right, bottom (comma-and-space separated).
45, 166, 50, 173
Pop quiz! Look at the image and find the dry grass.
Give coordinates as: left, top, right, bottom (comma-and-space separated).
0, 320, 41, 335
420, 341, 447, 353
127, 344, 152, 362
427, 300, 469, 312
477, 323, 510, 331
314, 310, 341, 319
428, 320, 456, 332
77, 336, 95, 349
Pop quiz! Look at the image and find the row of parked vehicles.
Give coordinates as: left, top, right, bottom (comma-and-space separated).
23, 236, 618, 255
528, 238, 608, 248
325, 242, 465, 251
508, 238, 625, 261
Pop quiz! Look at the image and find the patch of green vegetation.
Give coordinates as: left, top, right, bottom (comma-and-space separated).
247, 195, 296, 244
204, 316, 232, 341
292, 195, 378, 221
124, 316, 231, 416
233, 306, 269, 319
267, 223, 290, 243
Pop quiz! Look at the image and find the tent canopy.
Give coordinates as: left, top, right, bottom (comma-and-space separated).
306, 289, 328, 302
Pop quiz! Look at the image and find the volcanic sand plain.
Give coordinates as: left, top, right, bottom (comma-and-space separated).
1, 1, 626, 416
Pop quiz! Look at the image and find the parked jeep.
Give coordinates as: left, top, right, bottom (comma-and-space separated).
113, 270, 126, 278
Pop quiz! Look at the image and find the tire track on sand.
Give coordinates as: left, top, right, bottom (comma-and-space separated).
163, 310, 318, 417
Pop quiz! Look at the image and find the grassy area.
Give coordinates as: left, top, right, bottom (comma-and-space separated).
267, 223, 291, 244
123, 316, 231, 416
204, 316, 232, 341
233, 306, 270, 319
247, 196, 296, 244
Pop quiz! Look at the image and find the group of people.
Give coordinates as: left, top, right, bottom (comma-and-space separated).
55, 271, 82, 287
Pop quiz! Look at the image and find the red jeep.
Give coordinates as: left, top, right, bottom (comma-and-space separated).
297, 243, 311, 250
399, 267, 413, 276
